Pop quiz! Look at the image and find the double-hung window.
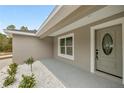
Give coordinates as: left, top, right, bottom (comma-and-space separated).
58, 33, 74, 60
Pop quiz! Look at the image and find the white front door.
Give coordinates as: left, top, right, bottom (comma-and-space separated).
95, 24, 122, 78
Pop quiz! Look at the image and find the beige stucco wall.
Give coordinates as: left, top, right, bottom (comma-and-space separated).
13, 35, 53, 64
53, 12, 124, 72
12, 11, 124, 71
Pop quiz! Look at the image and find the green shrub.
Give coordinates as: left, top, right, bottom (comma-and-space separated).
18, 74, 36, 88
3, 63, 18, 87
24, 57, 34, 72
3, 75, 16, 87
9, 63, 18, 70
7, 63, 18, 76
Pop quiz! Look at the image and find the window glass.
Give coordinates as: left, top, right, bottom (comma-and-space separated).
60, 38, 65, 46
60, 47, 65, 54
66, 37, 72, 46
58, 34, 74, 60
102, 33, 113, 55
66, 47, 72, 55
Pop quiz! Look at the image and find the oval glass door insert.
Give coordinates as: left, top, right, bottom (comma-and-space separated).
102, 33, 113, 55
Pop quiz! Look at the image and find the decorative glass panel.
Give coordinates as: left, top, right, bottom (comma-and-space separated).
60, 47, 65, 54
66, 37, 72, 46
102, 33, 113, 55
60, 38, 65, 46
66, 47, 72, 55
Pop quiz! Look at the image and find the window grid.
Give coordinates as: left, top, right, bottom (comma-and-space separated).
58, 33, 74, 60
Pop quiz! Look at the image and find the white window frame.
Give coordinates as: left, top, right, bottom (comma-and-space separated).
58, 33, 74, 60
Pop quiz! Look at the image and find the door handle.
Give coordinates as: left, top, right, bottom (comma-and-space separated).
96, 49, 99, 60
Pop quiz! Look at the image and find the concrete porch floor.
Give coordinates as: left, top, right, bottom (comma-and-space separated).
40, 58, 124, 88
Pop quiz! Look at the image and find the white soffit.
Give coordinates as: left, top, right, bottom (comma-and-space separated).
36, 5, 81, 37
36, 5, 63, 35
49, 6, 124, 36
4, 30, 36, 37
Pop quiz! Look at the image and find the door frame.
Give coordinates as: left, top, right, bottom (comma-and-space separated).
90, 17, 124, 84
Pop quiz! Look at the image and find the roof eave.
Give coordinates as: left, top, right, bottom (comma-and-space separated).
4, 29, 36, 37
36, 5, 63, 36
36, 5, 81, 37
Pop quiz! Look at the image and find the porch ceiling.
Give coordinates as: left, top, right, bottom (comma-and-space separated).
49, 6, 124, 37
38, 5, 106, 38
36, 5, 80, 37
40, 58, 124, 88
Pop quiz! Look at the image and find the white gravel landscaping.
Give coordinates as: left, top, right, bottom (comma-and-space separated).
0, 58, 12, 70
0, 61, 65, 88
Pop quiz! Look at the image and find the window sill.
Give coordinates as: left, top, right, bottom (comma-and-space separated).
58, 54, 74, 60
